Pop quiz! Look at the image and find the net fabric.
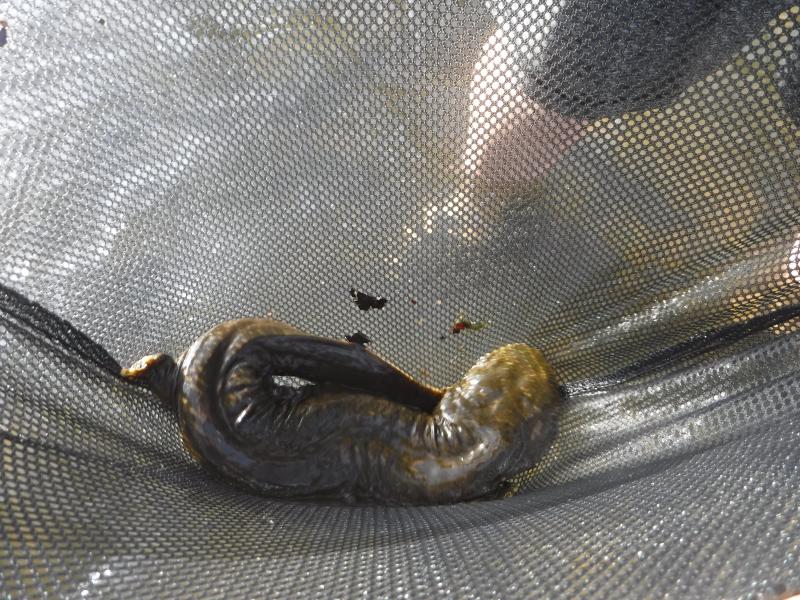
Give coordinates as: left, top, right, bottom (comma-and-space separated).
1, 0, 800, 597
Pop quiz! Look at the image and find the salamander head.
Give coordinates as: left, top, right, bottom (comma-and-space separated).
441, 343, 560, 418
121, 352, 179, 405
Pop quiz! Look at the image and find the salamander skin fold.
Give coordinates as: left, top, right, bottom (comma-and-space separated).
121, 319, 562, 505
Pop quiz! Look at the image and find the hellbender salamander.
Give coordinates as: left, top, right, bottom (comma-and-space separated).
121, 319, 561, 504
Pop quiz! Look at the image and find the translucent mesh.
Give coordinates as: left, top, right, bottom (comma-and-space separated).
1, 0, 800, 597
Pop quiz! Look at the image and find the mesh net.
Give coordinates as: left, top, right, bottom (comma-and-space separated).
1, 0, 800, 597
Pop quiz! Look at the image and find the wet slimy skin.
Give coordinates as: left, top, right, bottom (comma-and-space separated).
121, 319, 561, 504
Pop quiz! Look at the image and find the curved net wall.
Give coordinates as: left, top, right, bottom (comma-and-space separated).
1, 0, 800, 597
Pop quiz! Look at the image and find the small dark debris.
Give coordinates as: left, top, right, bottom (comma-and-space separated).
770, 582, 786, 596
350, 288, 387, 311
345, 332, 371, 345
410, 299, 417, 305
98, 17, 106, 25
0, 20, 8, 47
439, 334, 446, 340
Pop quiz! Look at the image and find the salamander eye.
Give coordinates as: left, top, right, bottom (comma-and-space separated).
120, 354, 164, 378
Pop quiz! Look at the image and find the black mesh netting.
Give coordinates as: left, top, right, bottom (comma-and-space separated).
2, 0, 800, 598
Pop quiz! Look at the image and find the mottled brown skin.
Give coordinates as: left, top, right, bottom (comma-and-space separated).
121, 319, 561, 505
